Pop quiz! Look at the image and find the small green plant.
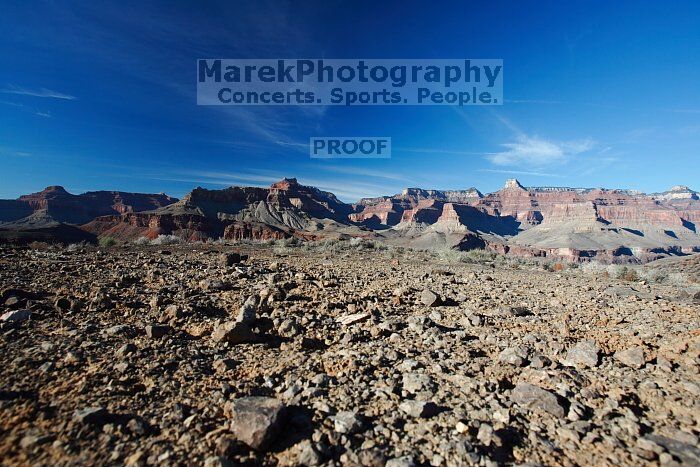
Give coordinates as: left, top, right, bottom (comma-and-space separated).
99, 236, 118, 247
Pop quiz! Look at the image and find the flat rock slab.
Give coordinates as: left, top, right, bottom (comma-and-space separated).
511, 383, 565, 418
336, 312, 370, 326
420, 290, 441, 307
399, 400, 440, 418
211, 321, 255, 344
563, 340, 600, 368
224, 397, 285, 450
1, 309, 32, 322
73, 407, 109, 425
614, 346, 645, 369
332, 411, 363, 434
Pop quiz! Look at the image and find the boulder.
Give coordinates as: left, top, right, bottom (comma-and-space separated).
224, 397, 285, 450
511, 383, 565, 417
563, 340, 600, 368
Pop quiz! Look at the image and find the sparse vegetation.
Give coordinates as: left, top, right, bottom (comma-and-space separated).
149, 234, 184, 245
98, 237, 117, 248
133, 236, 151, 246
1, 240, 698, 466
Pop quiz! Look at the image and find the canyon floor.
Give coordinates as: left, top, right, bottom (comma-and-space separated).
1, 242, 699, 466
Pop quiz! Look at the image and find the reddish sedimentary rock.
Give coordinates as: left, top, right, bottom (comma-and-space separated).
359, 179, 700, 262
401, 200, 445, 224
83, 178, 351, 242
0, 185, 177, 224
3, 177, 698, 263
352, 187, 482, 227
223, 222, 290, 241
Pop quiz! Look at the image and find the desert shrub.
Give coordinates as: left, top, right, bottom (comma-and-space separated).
133, 237, 151, 246
98, 237, 117, 247
614, 266, 639, 281
639, 269, 668, 284
272, 237, 302, 255
308, 238, 342, 253
350, 238, 385, 250
433, 246, 465, 263
465, 249, 498, 263
552, 263, 566, 272
275, 237, 302, 248
150, 234, 183, 245
349, 237, 363, 247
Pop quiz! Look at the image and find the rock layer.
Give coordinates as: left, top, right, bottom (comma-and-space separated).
1, 178, 699, 263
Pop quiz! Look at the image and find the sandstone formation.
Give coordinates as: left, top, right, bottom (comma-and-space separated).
1, 178, 699, 263
0, 186, 177, 224
360, 179, 700, 263
83, 178, 353, 242
0, 186, 177, 244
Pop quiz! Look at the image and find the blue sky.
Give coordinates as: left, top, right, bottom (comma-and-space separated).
1, 0, 699, 201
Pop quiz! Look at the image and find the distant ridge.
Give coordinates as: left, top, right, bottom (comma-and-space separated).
1, 178, 699, 263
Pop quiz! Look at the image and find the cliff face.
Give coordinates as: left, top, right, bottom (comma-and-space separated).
84, 178, 353, 241
351, 186, 482, 226
355, 180, 698, 231
355, 179, 700, 263
0, 186, 177, 225
3, 178, 699, 263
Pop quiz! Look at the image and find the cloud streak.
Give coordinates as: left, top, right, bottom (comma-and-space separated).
1, 84, 76, 100
487, 135, 595, 166
309, 164, 415, 183
478, 168, 562, 177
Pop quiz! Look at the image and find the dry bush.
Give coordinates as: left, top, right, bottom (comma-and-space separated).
98, 237, 117, 247
150, 234, 183, 245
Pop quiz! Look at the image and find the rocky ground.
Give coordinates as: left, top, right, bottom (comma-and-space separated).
1, 242, 699, 466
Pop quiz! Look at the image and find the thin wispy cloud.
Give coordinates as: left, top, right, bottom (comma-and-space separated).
275, 142, 482, 158
107, 170, 280, 192
298, 177, 394, 201
395, 146, 483, 156
138, 168, 390, 202
22, 2, 317, 147
0, 100, 26, 108
0, 148, 31, 158
489, 110, 526, 137
1, 84, 76, 100
478, 168, 562, 177
505, 99, 567, 104
309, 164, 415, 183
487, 135, 595, 166
172, 170, 281, 186
274, 139, 309, 153
1, 100, 53, 118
